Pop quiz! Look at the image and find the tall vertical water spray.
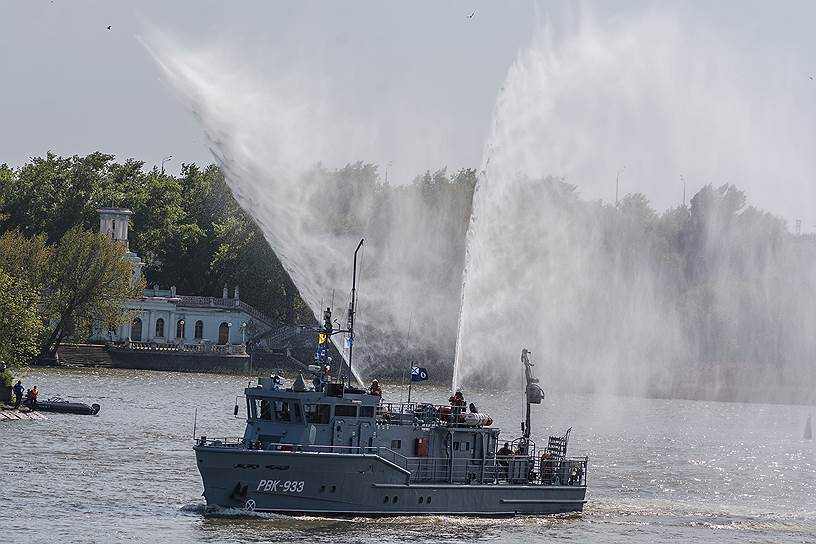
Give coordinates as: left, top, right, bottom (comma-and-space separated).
453, 12, 816, 399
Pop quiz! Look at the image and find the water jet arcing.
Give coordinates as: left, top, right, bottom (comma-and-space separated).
145, 38, 472, 379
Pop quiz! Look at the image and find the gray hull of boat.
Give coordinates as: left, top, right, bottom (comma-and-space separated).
195, 445, 587, 516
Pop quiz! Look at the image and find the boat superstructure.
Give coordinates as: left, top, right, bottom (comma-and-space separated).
193, 240, 588, 516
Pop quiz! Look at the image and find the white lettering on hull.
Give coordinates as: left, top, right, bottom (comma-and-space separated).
255, 480, 305, 494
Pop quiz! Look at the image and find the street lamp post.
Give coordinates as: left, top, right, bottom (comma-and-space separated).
161, 155, 173, 175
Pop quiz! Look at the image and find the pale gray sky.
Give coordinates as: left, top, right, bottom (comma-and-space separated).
2, 1, 815, 225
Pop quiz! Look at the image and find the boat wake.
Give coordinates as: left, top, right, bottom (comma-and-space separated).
179, 502, 289, 520
584, 498, 816, 535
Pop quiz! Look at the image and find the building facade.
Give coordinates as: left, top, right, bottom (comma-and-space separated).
89, 208, 275, 353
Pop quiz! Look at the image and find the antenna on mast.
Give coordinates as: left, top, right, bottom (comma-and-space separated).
347, 238, 364, 387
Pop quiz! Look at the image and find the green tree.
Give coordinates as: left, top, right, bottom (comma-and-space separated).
0, 230, 52, 290
0, 270, 44, 368
40, 227, 143, 357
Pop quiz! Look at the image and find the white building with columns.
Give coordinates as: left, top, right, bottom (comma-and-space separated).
90, 208, 275, 352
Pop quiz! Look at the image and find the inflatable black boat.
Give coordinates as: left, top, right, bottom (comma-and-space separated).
32, 397, 100, 415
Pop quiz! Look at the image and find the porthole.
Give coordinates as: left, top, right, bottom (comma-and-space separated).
330, 485, 337, 493
392, 496, 398, 504
419, 497, 424, 504
427, 496, 432, 504
383, 496, 390, 504
320, 485, 325, 492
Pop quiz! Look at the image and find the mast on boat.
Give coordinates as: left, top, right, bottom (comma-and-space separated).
521, 348, 545, 449
316, 238, 364, 388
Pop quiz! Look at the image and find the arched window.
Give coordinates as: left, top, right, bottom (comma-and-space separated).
155, 318, 165, 338
130, 318, 142, 342
176, 320, 185, 339
194, 320, 204, 340
218, 322, 230, 345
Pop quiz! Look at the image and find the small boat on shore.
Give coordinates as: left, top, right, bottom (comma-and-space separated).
32, 397, 100, 415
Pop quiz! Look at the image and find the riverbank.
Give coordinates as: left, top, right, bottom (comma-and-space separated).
0, 404, 47, 421
43, 343, 310, 375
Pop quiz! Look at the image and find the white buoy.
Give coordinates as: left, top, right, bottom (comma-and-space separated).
805, 415, 813, 440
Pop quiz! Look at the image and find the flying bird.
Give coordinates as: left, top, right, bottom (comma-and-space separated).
106, 25, 112, 30
467, 11, 476, 19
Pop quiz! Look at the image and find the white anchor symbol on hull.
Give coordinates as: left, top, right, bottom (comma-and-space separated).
245, 499, 256, 511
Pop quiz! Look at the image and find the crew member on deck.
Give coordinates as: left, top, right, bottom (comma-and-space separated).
271, 374, 282, 391
497, 442, 513, 478
449, 390, 466, 416
368, 379, 382, 397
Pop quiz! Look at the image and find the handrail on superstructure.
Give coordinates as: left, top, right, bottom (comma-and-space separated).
194, 437, 588, 487
375, 401, 492, 428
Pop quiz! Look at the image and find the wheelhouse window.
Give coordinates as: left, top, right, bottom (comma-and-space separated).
359, 406, 375, 418
304, 404, 331, 424
249, 398, 272, 420
334, 405, 357, 417
250, 398, 301, 423
274, 400, 301, 423
391, 439, 402, 449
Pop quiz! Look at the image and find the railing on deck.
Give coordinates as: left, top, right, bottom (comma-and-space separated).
194, 437, 588, 487
376, 401, 479, 428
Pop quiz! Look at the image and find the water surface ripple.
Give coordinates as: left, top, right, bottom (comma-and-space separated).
1, 368, 813, 543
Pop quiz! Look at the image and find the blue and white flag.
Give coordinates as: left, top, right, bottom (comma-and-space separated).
411, 366, 429, 382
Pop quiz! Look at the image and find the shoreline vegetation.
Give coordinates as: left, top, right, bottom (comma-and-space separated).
1, 152, 814, 405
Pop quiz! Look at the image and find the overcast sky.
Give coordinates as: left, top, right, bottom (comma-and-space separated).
2, 1, 815, 226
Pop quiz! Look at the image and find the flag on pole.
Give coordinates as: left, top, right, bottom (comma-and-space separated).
411, 366, 429, 382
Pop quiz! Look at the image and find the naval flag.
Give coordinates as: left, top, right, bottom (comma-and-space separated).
411, 366, 429, 382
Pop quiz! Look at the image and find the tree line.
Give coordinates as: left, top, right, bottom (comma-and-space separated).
2, 151, 810, 382
0, 152, 477, 369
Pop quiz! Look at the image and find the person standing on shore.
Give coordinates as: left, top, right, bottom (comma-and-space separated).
12, 380, 24, 408
25, 385, 39, 408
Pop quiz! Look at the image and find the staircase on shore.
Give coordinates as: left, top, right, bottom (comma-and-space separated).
57, 344, 114, 367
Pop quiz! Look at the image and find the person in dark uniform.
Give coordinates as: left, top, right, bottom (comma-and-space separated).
449, 390, 466, 419
497, 441, 513, 479
12, 380, 24, 408
368, 379, 382, 397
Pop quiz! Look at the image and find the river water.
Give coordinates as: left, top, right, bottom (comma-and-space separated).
1, 367, 814, 543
